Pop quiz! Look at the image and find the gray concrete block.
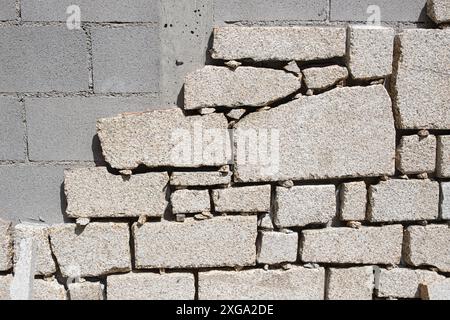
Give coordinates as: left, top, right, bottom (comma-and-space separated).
437, 136, 450, 178
0, 219, 12, 271
171, 189, 211, 214
330, 0, 428, 22
0, 97, 25, 161
68, 282, 104, 300
0, 0, 16, 20
212, 185, 271, 213
21, 0, 159, 22
213, 0, 328, 23
257, 231, 298, 265
397, 135, 437, 174
327, 267, 374, 300
0, 165, 67, 225
0, 26, 88, 92
91, 26, 159, 93
26, 96, 161, 162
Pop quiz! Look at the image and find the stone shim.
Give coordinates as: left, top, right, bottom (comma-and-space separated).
65, 167, 168, 218
97, 108, 230, 170
133, 216, 257, 269
184, 66, 301, 110
212, 185, 271, 213
211, 26, 346, 62
198, 267, 325, 300
234, 85, 395, 182
326, 267, 374, 300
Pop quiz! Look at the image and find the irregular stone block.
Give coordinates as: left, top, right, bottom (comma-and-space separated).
33, 279, 67, 300
211, 26, 346, 62
97, 108, 231, 170
404, 225, 450, 272
258, 213, 274, 230
107, 272, 195, 300
0, 219, 12, 271
339, 182, 367, 221
347, 25, 395, 79
368, 180, 440, 222
302, 65, 348, 91
65, 167, 168, 218
397, 135, 436, 174
212, 185, 271, 213
198, 267, 325, 300
234, 85, 395, 182
421, 278, 450, 300
170, 171, 231, 187
326, 267, 374, 300
375, 268, 445, 298
50, 223, 131, 277
437, 136, 450, 177
14, 223, 56, 276
274, 185, 336, 227
257, 231, 298, 265
301, 225, 403, 265
442, 182, 450, 220
427, 0, 450, 24
171, 189, 211, 214
393, 29, 450, 129
133, 216, 257, 269
184, 66, 301, 110
68, 282, 104, 300
0, 275, 12, 300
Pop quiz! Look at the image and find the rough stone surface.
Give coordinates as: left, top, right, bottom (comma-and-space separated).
171, 189, 211, 214
393, 29, 450, 129
326, 267, 374, 300
170, 171, 231, 187
97, 108, 230, 170
274, 185, 336, 227
302, 65, 348, 91
404, 225, 450, 272
65, 167, 168, 218
301, 225, 403, 265
133, 216, 257, 269
0, 219, 12, 271
368, 180, 440, 222
14, 223, 56, 276
184, 66, 301, 110
0, 97, 26, 161
234, 85, 395, 182
421, 278, 450, 300
0, 275, 12, 300
33, 279, 67, 300
68, 282, 104, 300
199, 267, 325, 300
442, 182, 450, 220
211, 27, 346, 62
107, 272, 195, 300
397, 135, 437, 174
212, 185, 271, 213
375, 268, 445, 298
339, 182, 367, 221
427, 0, 450, 24
258, 213, 274, 230
50, 223, 131, 277
347, 25, 395, 80
257, 231, 298, 265
0, 0, 15, 20
437, 136, 450, 177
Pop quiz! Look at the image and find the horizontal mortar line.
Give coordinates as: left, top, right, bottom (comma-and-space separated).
0, 92, 160, 98
0, 161, 96, 166
0, 21, 159, 27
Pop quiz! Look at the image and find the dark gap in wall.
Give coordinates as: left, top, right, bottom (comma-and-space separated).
128, 222, 136, 270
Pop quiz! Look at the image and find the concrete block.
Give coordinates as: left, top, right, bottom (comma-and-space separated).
437, 136, 450, 177
133, 216, 257, 269
184, 66, 301, 110
368, 180, 440, 222
212, 185, 271, 213
0, 96, 25, 161
0, 26, 88, 92
171, 189, 210, 214
302, 65, 348, 91
257, 231, 298, 265
21, 0, 159, 22
274, 185, 336, 227
213, 0, 328, 23
107, 272, 195, 300
97, 108, 230, 170
64, 167, 168, 218
0, 275, 12, 300
442, 183, 450, 220
326, 267, 374, 300
170, 171, 231, 187
50, 223, 131, 277
375, 268, 445, 298
234, 85, 395, 182
14, 223, 56, 276
421, 278, 450, 300
0, 0, 16, 20
301, 225, 403, 265
427, 0, 450, 23
330, 0, 428, 22
33, 279, 67, 300
0, 219, 12, 271
26, 96, 161, 161
91, 26, 159, 93
211, 26, 346, 62
404, 225, 450, 272
339, 182, 367, 221
397, 135, 437, 174
198, 267, 325, 300
393, 29, 450, 129
347, 25, 395, 80
68, 282, 104, 300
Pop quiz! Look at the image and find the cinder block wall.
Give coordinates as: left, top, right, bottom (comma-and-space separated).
0, 0, 429, 224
